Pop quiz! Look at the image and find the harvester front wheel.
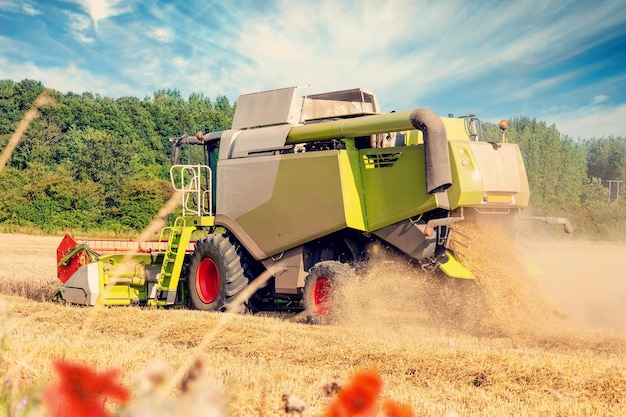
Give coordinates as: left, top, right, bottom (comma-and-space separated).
188, 234, 248, 313
303, 261, 353, 324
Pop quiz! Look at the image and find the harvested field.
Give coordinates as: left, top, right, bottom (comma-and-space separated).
0, 231, 625, 416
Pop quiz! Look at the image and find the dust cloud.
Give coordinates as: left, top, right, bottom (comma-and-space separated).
332, 216, 626, 340
332, 250, 500, 339
521, 238, 626, 333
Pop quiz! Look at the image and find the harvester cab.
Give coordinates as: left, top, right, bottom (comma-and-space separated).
55, 86, 572, 321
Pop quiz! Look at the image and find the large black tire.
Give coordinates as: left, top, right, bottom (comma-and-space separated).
187, 234, 248, 313
303, 261, 354, 324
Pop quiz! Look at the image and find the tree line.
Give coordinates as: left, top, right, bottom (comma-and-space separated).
0, 79, 625, 238
0, 79, 234, 233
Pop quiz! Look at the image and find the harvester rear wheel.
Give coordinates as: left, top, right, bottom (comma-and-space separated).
188, 234, 248, 313
303, 261, 353, 324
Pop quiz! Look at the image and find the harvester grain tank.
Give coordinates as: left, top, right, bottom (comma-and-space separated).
55, 86, 573, 321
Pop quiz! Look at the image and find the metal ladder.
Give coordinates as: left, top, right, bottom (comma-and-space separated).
156, 217, 195, 305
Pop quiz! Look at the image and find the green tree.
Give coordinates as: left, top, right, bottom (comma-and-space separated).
145, 89, 193, 138
0, 166, 27, 224
585, 136, 626, 182
116, 96, 165, 167
71, 127, 136, 214
0, 79, 19, 136
1, 78, 245, 233
0, 164, 104, 231
118, 175, 172, 229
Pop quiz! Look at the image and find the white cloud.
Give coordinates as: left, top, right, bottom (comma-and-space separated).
73, 0, 131, 30
592, 95, 610, 105
110, 0, 624, 125
0, 0, 18, 12
546, 104, 626, 139
22, 3, 41, 15
64, 11, 95, 44
0, 56, 136, 97
511, 73, 576, 102
0, 0, 39, 15
3, 0, 625, 140
59, 0, 132, 46
0, 35, 24, 55
0, 0, 41, 16
536, 71, 626, 136
213, 1, 430, 101
195, 0, 624, 111
149, 28, 174, 43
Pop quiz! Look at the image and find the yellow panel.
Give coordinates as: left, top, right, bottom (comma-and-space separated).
439, 252, 475, 279
486, 195, 513, 204
442, 117, 471, 141
403, 117, 469, 146
339, 150, 367, 230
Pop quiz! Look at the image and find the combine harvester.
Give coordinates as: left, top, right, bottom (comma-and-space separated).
55, 86, 572, 321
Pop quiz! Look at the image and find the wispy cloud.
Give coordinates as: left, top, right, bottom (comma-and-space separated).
547, 103, 626, 139
592, 95, 610, 105
73, 0, 131, 30
0, 0, 624, 138
0, 1, 15, 12
22, 2, 41, 15
540, 72, 626, 138
64, 10, 95, 44
0, 35, 26, 56
511, 73, 576, 102
148, 27, 174, 43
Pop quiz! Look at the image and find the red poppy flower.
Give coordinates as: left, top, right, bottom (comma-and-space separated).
325, 369, 382, 417
382, 399, 415, 417
43, 360, 130, 417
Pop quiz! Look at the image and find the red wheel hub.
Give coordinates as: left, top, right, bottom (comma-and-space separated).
313, 277, 332, 316
196, 258, 220, 303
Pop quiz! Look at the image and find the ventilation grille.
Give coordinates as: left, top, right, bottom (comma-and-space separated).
362, 152, 402, 169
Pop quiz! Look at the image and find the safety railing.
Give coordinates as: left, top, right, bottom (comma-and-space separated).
169, 164, 213, 217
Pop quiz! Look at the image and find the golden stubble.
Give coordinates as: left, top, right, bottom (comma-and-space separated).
2, 232, 626, 416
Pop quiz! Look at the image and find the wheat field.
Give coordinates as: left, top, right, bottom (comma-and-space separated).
1, 231, 625, 417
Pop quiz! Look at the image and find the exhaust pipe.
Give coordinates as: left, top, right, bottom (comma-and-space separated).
410, 108, 452, 194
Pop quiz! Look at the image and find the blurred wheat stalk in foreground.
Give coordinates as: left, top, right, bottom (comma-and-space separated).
0, 92, 55, 174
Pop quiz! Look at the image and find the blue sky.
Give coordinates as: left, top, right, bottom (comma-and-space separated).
1, 0, 625, 139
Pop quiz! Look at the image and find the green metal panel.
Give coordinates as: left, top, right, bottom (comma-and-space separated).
226, 145, 450, 255
447, 141, 485, 208
359, 146, 438, 231
97, 253, 156, 305
447, 141, 530, 209
187, 216, 216, 227
234, 151, 350, 256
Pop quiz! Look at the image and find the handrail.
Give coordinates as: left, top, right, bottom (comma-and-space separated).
169, 164, 213, 217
